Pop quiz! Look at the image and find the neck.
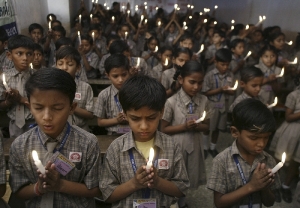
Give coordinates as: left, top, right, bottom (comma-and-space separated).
215, 42, 221, 47
236, 142, 255, 165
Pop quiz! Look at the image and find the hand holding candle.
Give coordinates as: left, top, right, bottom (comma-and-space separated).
146, 147, 154, 171
271, 152, 286, 173
32, 150, 45, 174
195, 111, 206, 124
2, 74, 9, 91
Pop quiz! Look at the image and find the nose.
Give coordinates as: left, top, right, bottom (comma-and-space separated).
140, 119, 148, 130
60, 63, 67, 70
43, 109, 52, 121
257, 138, 265, 148
117, 76, 124, 83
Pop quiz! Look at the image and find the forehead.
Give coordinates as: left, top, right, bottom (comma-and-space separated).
57, 57, 76, 63
30, 89, 70, 103
31, 29, 42, 33
33, 50, 42, 54
108, 67, 128, 74
177, 53, 190, 60
12, 47, 33, 53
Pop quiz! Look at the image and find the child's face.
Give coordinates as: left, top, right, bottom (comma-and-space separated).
180, 39, 193, 50
271, 35, 285, 50
30, 29, 43, 43
32, 50, 43, 67
232, 42, 245, 56
92, 17, 100, 24
89, 30, 99, 39
261, 50, 276, 68
212, 33, 223, 45
56, 57, 79, 78
169, 24, 175, 34
125, 106, 162, 142
215, 61, 230, 74
179, 72, 204, 97
231, 128, 271, 156
252, 31, 263, 43
7, 47, 33, 71
241, 77, 263, 97
208, 28, 214, 37
148, 39, 158, 52
106, 67, 130, 90
29, 89, 76, 139
52, 31, 63, 43
161, 50, 172, 67
174, 53, 190, 67
119, 26, 130, 39
81, 40, 92, 54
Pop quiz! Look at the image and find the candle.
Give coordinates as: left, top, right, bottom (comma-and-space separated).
268, 97, 278, 108
48, 21, 51, 30
92, 0, 94, 3
112, 16, 115, 23
140, 15, 144, 24
146, 147, 154, 171
214, 5, 218, 9
92, 32, 95, 41
276, 67, 284, 78
189, 16, 192, 19
174, 4, 178, 10
79, 14, 82, 23
154, 46, 158, 53
255, 15, 266, 27
144, 2, 147, 5
271, 152, 286, 174
204, 19, 207, 23
30, 63, 33, 69
156, 7, 158, 10
195, 111, 206, 124
157, 21, 161, 27
107, 6, 110, 10
231, 20, 235, 24
164, 58, 168, 66
95, 0, 98, 3
187, 4, 190, 8
245, 24, 249, 30
90, 14, 93, 21
49, 15, 52, 21
127, 10, 130, 17
191, 5, 194, 9
2, 74, 9, 91
32, 150, 45, 174
145, 5, 147, 10
286, 41, 293, 45
176, 7, 180, 11
104, 2, 106, 7
244, 51, 252, 60
231, 26, 234, 30
184, 26, 188, 30
196, 44, 204, 55
144, 19, 147, 24
135, 7, 138, 12
199, 12, 203, 15
136, 57, 140, 67
227, 80, 238, 90
78, 31, 81, 45
214, 21, 217, 25
288, 57, 297, 64
124, 31, 128, 40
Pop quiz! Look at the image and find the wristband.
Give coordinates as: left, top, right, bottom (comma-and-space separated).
34, 182, 44, 196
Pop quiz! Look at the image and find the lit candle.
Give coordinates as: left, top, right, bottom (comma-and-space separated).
154, 46, 158, 53
145, 5, 147, 10
184, 26, 188, 30
214, 5, 218, 9
104, 2, 106, 7
92, 32, 95, 41
288, 57, 297, 64
231, 26, 234, 30
177, 7, 180, 11
127, 10, 130, 17
79, 14, 82, 23
255, 15, 266, 27
214, 21, 217, 25
276, 67, 284, 78
32, 150, 45, 174
95, 0, 98, 3
92, 0, 94, 3
199, 12, 203, 15
124, 31, 128, 40
136, 57, 140, 67
146, 147, 154, 171
156, 7, 158, 10
286, 41, 293, 45
30, 63, 33, 69
2, 74, 9, 91
135, 7, 138, 12
268, 97, 278, 108
244, 51, 252, 60
204, 19, 207, 23
90, 14, 93, 21
189, 16, 192, 19
182, 21, 186, 29
187, 4, 190, 8
49, 15, 52, 21
227, 80, 238, 90
195, 111, 206, 124
245, 24, 249, 30
140, 15, 144, 24
196, 44, 204, 55
231, 19, 235, 24
78, 31, 81, 45
271, 152, 286, 174
144, 2, 147, 5
191, 5, 194, 9
144, 19, 147, 24
48, 21, 51, 30
112, 16, 115, 23
157, 21, 161, 27
164, 58, 168, 66
107, 6, 109, 10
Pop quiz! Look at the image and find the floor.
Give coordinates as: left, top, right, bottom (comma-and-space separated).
3, 131, 298, 207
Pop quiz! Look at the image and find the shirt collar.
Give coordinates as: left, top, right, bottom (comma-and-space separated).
230, 140, 266, 161
178, 88, 202, 107
38, 123, 69, 145
111, 84, 119, 96
212, 68, 228, 78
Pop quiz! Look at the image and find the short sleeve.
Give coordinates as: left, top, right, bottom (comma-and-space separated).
85, 84, 94, 112
89, 53, 100, 70
162, 99, 174, 123
93, 90, 107, 118
161, 72, 169, 90
202, 73, 212, 93
206, 157, 227, 194
285, 92, 296, 110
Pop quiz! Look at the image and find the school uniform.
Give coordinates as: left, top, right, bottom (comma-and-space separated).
99, 131, 189, 208
82, 50, 100, 79
205, 44, 226, 72
161, 67, 176, 90
135, 34, 146, 57
207, 140, 281, 208
93, 84, 129, 135
99, 53, 110, 78
9, 124, 101, 207
0, 50, 14, 73
130, 57, 151, 76
229, 91, 261, 113
95, 36, 107, 55
162, 88, 212, 188
69, 79, 94, 131
47, 41, 56, 67
230, 54, 244, 96
202, 68, 234, 131
164, 31, 178, 47
151, 63, 164, 81
255, 60, 284, 105
0, 133, 5, 186
0, 67, 35, 138
75, 66, 88, 83
124, 38, 138, 57
270, 88, 300, 163
141, 51, 159, 69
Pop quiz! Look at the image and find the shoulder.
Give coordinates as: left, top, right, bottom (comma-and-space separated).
11, 127, 37, 151
213, 146, 231, 165
98, 85, 112, 97
71, 125, 98, 144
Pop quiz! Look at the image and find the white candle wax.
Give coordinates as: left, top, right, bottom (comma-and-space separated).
276, 67, 284, 78
32, 150, 45, 174
196, 44, 204, 55
146, 147, 154, 171
244, 51, 252, 60
48, 21, 51, 30
271, 152, 286, 173
79, 14, 82, 23
90, 14, 93, 21
154, 46, 158, 53
164, 58, 168, 66
112, 16, 115, 23
124, 31, 128, 40
195, 111, 206, 124
158, 21, 161, 27
214, 5, 218, 9
2, 74, 9, 90
30, 63, 33, 69
92, 32, 95, 41
288, 57, 297, 64
267, 97, 278, 108
227, 80, 238, 90
136, 57, 140, 67
78, 31, 81, 45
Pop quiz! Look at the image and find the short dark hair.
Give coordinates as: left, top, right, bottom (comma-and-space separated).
0, 26, 8, 42
51, 20, 62, 27
179, 32, 193, 43
33, 43, 44, 55
174, 47, 193, 59
104, 54, 129, 74
230, 38, 245, 50
52, 25, 66, 37
56, 46, 81, 66
106, 34, 120, 46
47, 13, 56, 22
240, 66, 264, 83
109, 40, 129, 54
25, 68, 76, 104
89, 23, 102, 32
215, 48, 232, 62
232, 99, 276, 133
28, 23, 44, 34
81, 34, 93, 45
213, 29, 226, 38
119, 75, 166, 112
55, 37, 72, 50
8, 35, 35, 51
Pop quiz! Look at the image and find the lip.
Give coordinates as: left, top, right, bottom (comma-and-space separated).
139, 132, 150, 136
43, 125, 53, 131
255, 149, 263, 153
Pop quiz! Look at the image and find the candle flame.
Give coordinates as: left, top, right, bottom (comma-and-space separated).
259, 16, 262, 21
244, 51, 252, 60
144, 19, 147, 24
196, 44, 204, 55
49, 16, 52, 21
214, 21, 217, 25
148, 147, 154, 163
136, 57, 140, 67
90, 14, 93, 19
184, 26, 188, 30
289, 57, 298, 64
112, 16, 115, 21
104, 2, 106, 6
286, 41, 293, 45
107, 6, 110, 10
276, 67, 284, 77
174, 4, 178, 9
156, 7, 158, 10
78, 31, 80, 36
268, 97, 278, 108
95, 0, 98, 3
263, 16, 266, 20
158, 21, 161, 26
164, 58, 168, 66
199, 12, 203, 15
204, 19, 207, 23
145, 6, 147, 9
228, 80, 238, 90
282, 152, 286, 163
183, 21, 186, 26
246, 24, 249, 30
141, 15, 144, 21
30, 63, 33, 68
195, 111, 206, 123
191, 5, 194, 9
32, 150, 39, 161
2, 74, 6, 84
127, 10, 130, 14
144, 2, 147, 5
187, 4, 190, 8
231, 25, 234, 30
154, 46, 158, 52
215, 5, 218, 9
189, 16, 192, 19
177, 7, 180, 11
231, 19, 235, 24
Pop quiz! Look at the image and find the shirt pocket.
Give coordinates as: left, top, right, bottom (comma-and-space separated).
67, 165, 86, 182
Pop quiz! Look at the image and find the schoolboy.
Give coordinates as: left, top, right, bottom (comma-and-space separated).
0, 26, 13, 72
9, 68, 101, 207
32, 43, 46, 70
78, 34, 99, 79
117, 23, 138, 57
56, 46, 94, 131
202, 48, 235, 157
89, 24, 107, 58
229, 66, 264, 112
99, 75, 189, 207
0, 35, 35, 138
207, 99, 281, 207
229, 38, 245, 81
205, 29, 226, 72
94, 54, 130, 135
28, 23, 44, 44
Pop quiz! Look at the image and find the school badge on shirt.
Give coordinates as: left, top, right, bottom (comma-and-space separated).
75, 92, 81, 100
158, 159, 169, 169
69, 152, 82, 162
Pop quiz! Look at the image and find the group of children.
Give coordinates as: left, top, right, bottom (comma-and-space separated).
0, 1, 300, 207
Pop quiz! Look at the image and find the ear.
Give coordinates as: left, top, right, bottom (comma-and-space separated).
240, 80, 246, 88
6, 51, 12, 60
230, 126, 240, 139
69, 102, 77, 115
178, 75, 183, 85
